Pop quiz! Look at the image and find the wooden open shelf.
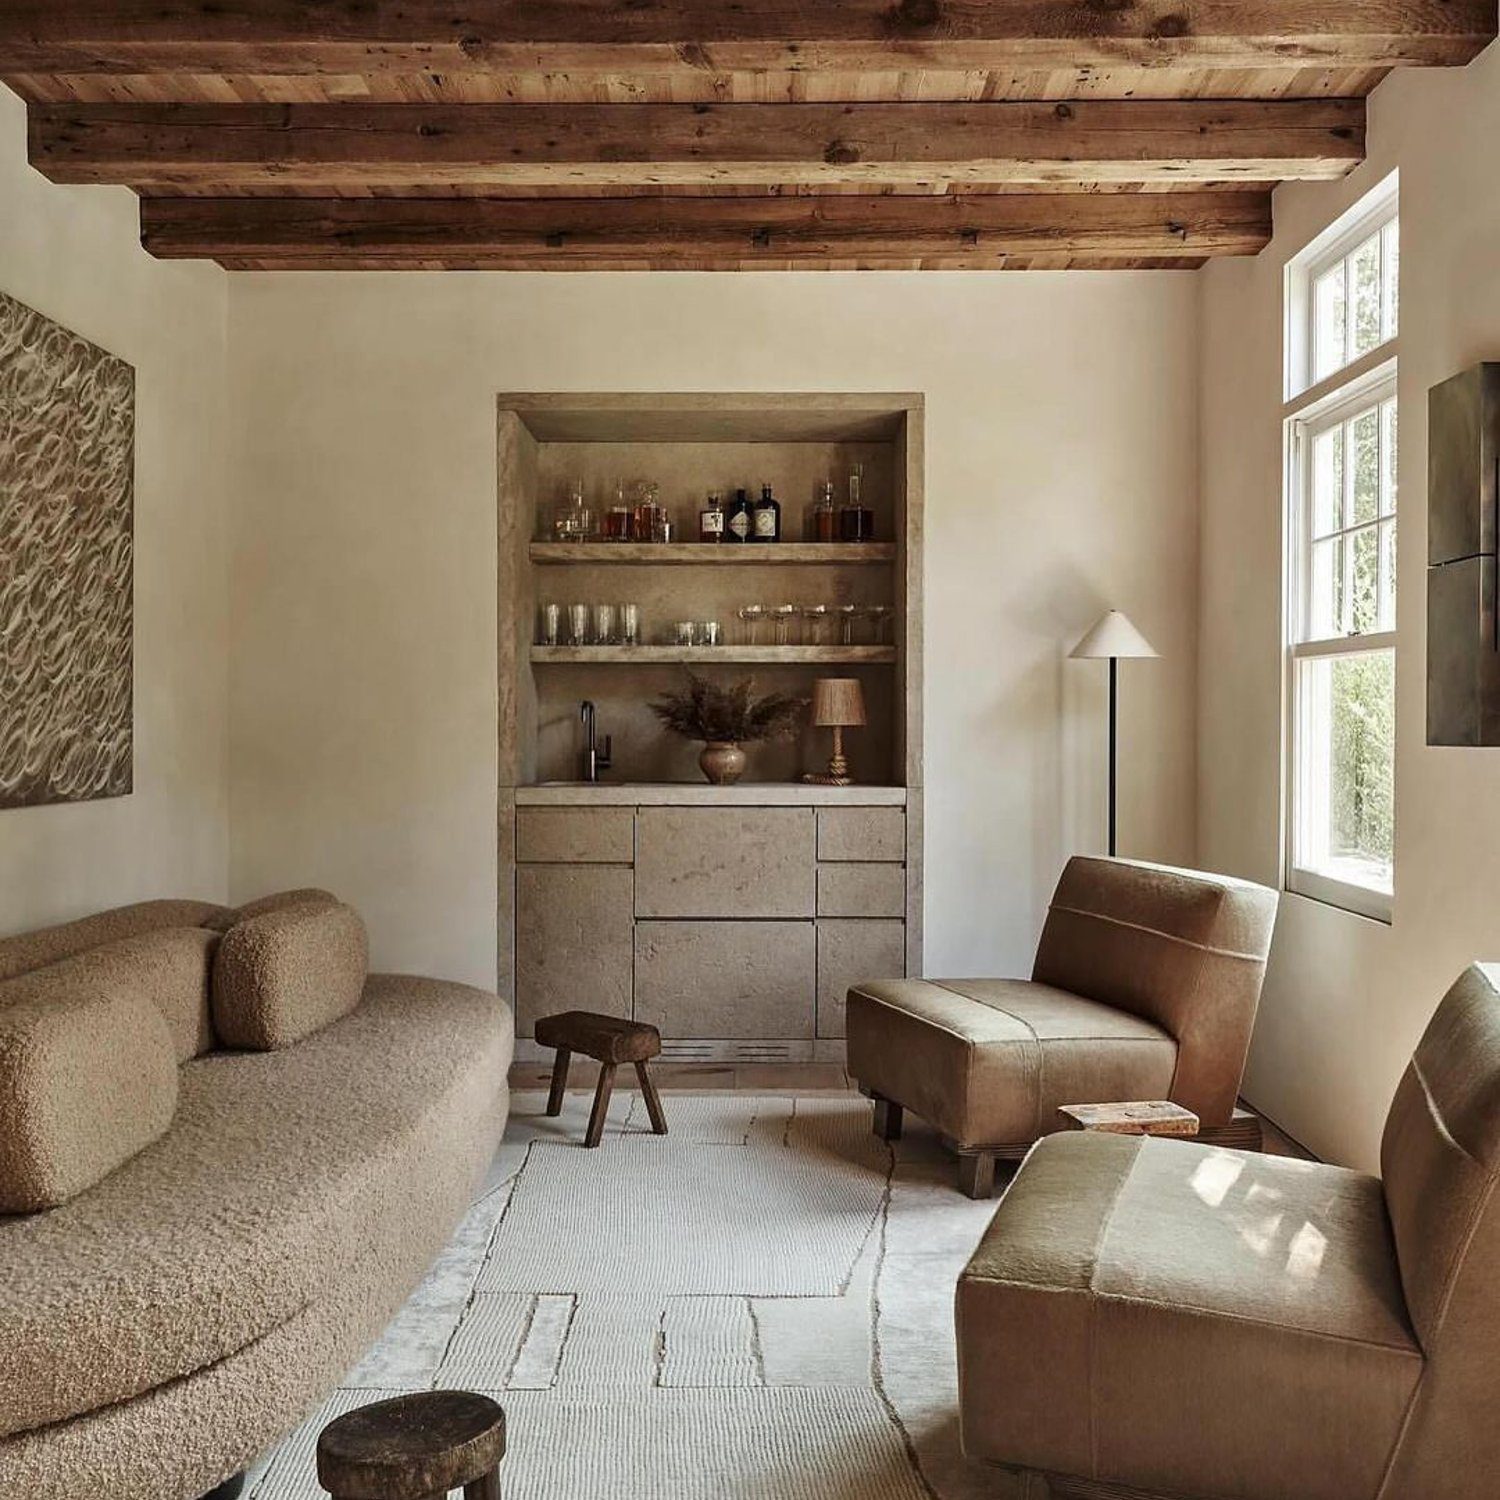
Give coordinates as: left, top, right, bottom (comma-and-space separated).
532, 645, 896, 665
530, 542, 896, 565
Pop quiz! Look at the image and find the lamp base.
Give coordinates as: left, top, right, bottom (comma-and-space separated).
802, 771, 855, 787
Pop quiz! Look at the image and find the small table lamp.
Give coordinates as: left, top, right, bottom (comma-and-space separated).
806, 677, 867, 786
1070, 610, 1159, 857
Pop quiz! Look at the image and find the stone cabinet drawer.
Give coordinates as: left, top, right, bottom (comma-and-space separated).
817, 807, 905, 863
817, 863, 906, 918
515, 865, 634, 1038
517, 806, 634, 864
636, 807, 816, 918
817, 920, 907, 1040
634, 921, 815, 1039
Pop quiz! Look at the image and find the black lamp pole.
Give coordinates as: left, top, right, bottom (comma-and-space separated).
1108, 655, 1119, 858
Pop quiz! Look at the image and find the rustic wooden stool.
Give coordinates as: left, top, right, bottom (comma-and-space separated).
316, 1391, 505, 1500
534, 1010, 668, 1148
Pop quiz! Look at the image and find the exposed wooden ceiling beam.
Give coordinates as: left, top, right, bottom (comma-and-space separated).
31, 99, 1363, 190
138, 190, 1272, 267
0, 1, 1491, 76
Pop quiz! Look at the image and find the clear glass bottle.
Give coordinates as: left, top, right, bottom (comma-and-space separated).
839, 463, 874, 542
812, 481, 838, 543
553, 477, 594, 542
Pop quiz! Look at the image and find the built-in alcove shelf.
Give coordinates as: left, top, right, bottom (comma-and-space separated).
530, 542, 896, 566
531, 645, 895, 666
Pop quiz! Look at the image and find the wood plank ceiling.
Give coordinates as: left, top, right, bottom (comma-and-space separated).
0, 3, 1494, 272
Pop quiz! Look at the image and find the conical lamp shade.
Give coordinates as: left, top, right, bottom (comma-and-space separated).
1070, 609, 1159, 661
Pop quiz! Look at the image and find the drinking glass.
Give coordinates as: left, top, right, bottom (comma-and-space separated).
737, 604, 765, 646
867, 604, 893, 645
801, 604, 832, 646
700, 620, 723, 647
568, 603, 590, 647
675, 620, 698, 647
838, 603, 861, 646
538, 602, 561, 647
772, 604, 799, 646
620, 603, 641, 647
593, 603, 617, 646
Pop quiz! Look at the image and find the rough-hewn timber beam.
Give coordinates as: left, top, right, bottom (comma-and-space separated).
138, 191, 1273, 266
0, 1, 1491, 76
31, 100, 1363, 189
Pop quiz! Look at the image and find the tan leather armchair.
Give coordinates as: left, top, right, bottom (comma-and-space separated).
846, 856, 1280, 1194
957, 962, 1500, 1500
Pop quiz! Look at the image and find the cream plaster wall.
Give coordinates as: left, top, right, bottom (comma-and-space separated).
0, 87, 230, 933
226, 273, 1201, 988
1199, 40, 1500, 1168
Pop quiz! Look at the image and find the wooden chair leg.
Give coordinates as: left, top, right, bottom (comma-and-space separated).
871, 1094, 903, 1142
464, 1471, 501, 1500
584, 1063, 616, 1148
545, 1048, 571, 1117
635, 1061, 668, 1135
957, 1151, 997, 1199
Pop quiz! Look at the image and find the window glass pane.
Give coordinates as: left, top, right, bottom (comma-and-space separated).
1381, 398, 1398, 516
1382, 219, 1400, 341
1295, 650, 1395, 894
1351, 525, 1380, 634
1312, 424, 1345, 536
1351, 234, 1383, 361
1351, 407, 1381, 525
1313, 262, 1347, 383
1380, 519, 1397, 630
1310, 536, 1348, 638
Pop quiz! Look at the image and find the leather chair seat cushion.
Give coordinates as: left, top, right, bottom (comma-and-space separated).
0, 969, 179, 1214
958, 1133, 1424, 1500
0, 975, 512, 1438
846, 978, 1177, 1146
212, 900, 367, 1050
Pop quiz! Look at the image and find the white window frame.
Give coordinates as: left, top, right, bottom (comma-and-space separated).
1283, 180, 1399, 923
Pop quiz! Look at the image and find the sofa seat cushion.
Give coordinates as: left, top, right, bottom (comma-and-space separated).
0, 974, 512, 1437
212, 900, 368, 1050
847, 978, 1177, 1146
958, 1133, 1423, 1500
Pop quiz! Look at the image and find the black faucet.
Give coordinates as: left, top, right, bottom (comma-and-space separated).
580, 700, 612, 783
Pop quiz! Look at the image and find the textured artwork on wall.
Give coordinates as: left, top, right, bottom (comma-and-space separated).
0, 291, 135, 808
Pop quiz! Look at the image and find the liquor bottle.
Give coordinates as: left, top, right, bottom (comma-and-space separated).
753, 483, 782, 543
839, 462, 875, 542
812, 481, 838, 543
726, 487, 753, 544
698, 490, 726, 543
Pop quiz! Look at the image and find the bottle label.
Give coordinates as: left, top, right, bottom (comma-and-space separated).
754, 509, 778, 539
700, 511, 724, 537
728, 511, 751, 539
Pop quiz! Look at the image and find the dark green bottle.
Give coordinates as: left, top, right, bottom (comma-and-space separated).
753, 483, 782, 543
725, 488, 753, 544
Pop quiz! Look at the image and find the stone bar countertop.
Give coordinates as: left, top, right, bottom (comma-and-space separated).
514, 782, 909, 807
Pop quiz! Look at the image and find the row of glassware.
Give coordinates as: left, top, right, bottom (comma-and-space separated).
536, 602, 894, 648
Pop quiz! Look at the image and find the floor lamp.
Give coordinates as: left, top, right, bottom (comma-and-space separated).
1070, 610, 1159, 857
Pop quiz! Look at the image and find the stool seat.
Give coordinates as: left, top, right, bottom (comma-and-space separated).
534, 1009, 669, 1147
534, 1010, 661, 1064
316, 1391, 506, 1500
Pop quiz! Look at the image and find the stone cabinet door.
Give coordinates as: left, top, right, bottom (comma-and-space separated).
817, 920, 907, 1040
634, 921, 816, 1039
635, 808, 816, 919
516, 864, 635, 1037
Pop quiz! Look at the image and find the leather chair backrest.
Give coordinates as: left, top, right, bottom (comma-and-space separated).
1031, 857, 1279, 1126
1378, 964, 1500, 1493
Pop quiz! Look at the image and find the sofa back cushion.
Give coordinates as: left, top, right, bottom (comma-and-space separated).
68, 928, 220, 1063
1031, 857, 1279, 1125
0, 966, 178, 1212
203, 887, 339, 934
212, 901, 368, 1050
0, 899, 230, 984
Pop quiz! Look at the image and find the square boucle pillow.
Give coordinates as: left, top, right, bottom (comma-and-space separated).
211, 900, 368, 1051
0, 975, 178, 1213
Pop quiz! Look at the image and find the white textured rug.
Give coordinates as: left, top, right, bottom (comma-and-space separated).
249, 1093, 1027, 1500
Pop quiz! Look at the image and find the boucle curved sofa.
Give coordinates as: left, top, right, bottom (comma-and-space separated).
0, 896, 514, 1500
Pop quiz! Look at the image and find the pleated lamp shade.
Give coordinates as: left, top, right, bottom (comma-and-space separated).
812, 677, 867, 728
1070, 610, 1159, 661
